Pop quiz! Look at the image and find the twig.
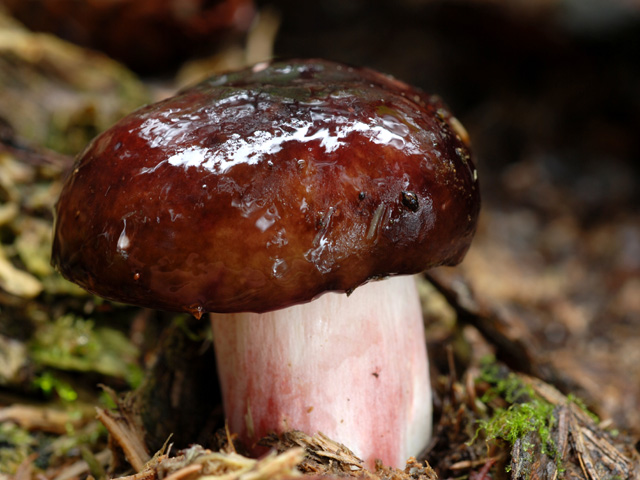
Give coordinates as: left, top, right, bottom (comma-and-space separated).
0, 404, 88, 434
96, 407, 150, 472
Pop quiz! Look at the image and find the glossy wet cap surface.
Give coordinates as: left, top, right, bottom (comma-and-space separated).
52, 59, 480, 315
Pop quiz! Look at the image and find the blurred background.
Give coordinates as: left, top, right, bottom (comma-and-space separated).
0, 0, 639, 476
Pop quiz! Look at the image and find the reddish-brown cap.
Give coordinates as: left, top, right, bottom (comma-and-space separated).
52, 59, 480, 316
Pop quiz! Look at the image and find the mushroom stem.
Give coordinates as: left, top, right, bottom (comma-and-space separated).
210, 274, 432, 468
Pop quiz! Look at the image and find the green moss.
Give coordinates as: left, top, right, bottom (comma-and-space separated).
472, 358, 559, 467
475, 362, 600, 462
478, 358, 535, 404
29, 314, 142, 387
0, 423, 32, 471
33, 370, 78, 402
477, 400, 557, 457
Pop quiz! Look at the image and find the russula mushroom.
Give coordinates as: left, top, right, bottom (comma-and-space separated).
52, 59, 480, 468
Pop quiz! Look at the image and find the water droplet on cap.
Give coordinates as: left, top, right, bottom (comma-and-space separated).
272, 258, 289, 279
187, 304, 204, 320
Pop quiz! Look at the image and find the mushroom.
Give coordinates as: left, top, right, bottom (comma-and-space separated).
52, 59, 480, 468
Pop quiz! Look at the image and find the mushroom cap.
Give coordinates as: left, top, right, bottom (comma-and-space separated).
52, 59, 480, 315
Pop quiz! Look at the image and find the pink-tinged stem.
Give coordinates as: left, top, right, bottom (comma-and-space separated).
210, 275, 431, 468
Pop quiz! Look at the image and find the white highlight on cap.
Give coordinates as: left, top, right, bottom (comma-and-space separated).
136, 95, 420, 176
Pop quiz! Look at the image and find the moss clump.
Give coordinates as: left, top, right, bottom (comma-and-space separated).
473, 358, 558, 460
32, 370, 79, 402
477, 398, 557, 457
29, 314, 142, 387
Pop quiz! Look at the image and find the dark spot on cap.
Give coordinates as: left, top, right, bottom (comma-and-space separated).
401, 191, 420, 212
